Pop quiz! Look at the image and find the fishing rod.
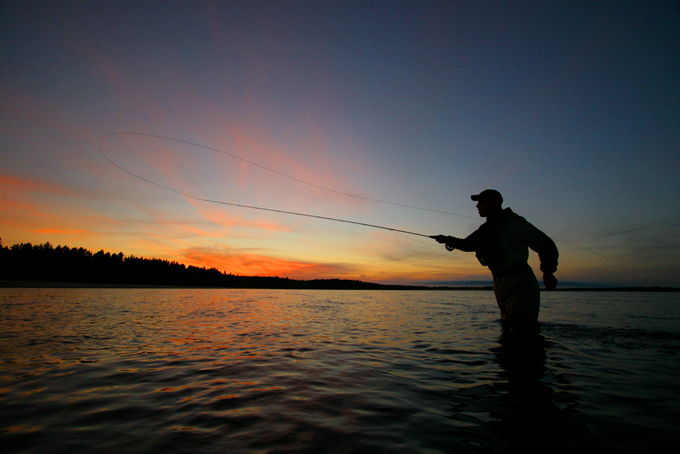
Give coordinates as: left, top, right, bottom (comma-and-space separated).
97, 134, 435, 239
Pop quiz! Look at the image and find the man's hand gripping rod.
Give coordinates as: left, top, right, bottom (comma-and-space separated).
430, 235, 456, 251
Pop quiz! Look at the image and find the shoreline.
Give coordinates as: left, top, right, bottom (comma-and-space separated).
1, 280, 678, 291
0, 280, 187, 289
0, 280, 490, 290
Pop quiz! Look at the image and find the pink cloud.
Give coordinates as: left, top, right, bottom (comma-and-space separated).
229, 126, 374, 212
185, 198, 293, 233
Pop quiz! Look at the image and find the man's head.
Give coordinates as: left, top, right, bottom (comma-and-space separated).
471, 189, 503, 217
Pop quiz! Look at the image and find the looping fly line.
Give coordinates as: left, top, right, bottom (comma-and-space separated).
97, 132, 437, 239
97, 132, 621, 264
99, 132, 478, 220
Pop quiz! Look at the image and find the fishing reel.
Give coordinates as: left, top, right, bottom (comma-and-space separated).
430, 235, 456, 251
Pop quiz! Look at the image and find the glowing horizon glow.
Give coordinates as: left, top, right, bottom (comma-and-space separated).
1, 1, 678, 287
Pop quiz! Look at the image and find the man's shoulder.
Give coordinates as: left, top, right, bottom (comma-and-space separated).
500, 208, 534, 229
501, 207, 525, 222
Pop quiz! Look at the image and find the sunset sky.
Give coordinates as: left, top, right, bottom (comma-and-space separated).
1, 1, 679, 287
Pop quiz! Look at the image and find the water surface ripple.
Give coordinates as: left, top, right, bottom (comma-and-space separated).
1, 289, 678, 453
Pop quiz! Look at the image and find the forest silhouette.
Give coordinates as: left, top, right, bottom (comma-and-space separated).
0, 240, 428, 289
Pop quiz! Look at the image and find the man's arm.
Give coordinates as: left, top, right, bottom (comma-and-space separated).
522, 221, 559, 289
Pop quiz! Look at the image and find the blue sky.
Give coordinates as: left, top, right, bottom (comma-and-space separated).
1, 1, 679, 286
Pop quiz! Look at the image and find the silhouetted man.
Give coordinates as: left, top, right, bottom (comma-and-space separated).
432, 189, 558, 333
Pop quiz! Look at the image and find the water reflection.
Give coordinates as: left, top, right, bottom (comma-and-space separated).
467, 329, 587, 449
2, 289, 678, 454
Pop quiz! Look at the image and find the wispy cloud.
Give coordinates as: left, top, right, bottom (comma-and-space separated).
229, 126, 375, 212
0, 174, 73, 196
186, 199, 293, 233
179, 245, 361, 279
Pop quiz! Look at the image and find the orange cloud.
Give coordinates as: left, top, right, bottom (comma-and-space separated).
34, 228, 93, 236
179, 246, 360, 279
179, 226, 224, 238
0, 175, 72, 228
186, 198, 293, 233
0, 174, 72, 196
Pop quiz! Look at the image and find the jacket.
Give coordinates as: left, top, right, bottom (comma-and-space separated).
448, 208, 558, 276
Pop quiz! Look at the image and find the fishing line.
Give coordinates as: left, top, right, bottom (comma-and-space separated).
553, 239, 621, 266
98, 132, 621, 264
97, 135, 434, 239
98, 132, 478, 221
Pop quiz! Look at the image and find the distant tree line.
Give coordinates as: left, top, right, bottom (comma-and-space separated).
0, 241, 221, 286
0, 240, 428, 289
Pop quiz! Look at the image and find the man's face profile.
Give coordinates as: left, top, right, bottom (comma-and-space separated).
476, 198, 499, 217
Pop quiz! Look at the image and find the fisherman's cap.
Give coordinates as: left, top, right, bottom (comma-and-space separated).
471, 189, 503, 205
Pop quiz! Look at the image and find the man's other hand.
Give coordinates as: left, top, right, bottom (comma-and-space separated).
543, 272, 558, 290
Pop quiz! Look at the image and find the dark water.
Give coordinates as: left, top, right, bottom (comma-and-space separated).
1, 289, 679, 453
